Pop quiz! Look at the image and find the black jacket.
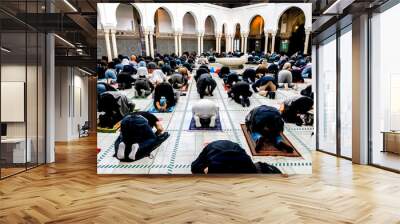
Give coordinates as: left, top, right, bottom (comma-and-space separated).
242, 68, 256, 83
153, 82, 176, 108
245, 105, 284, 137
229, 81, 252, 98
196, 73, 216, 95
191, 140, 281, 174
191, 140, 257, 174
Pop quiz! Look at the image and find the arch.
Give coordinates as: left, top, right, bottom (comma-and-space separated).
276, 6, 307, 30
233, 23, 241, 52
248, 15, 265, 53
182, 12, 197, 34
204, 15, 217, 35
247, 14, 265, 32
276, 6, 306, 54
154, 7, 174, 33
234, 23, 241, 38
130, 3, 144, 26
248, 15, 265, 36
116, 3, 141, 32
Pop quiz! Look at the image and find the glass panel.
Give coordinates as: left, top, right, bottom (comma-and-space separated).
26, 0, 42, 169
0, 6, 28, 177
339, 28, 352, 158
38, 32, 46, 165
371, 3, 400, 171
27, 30, 38, 169
317, 35, 337, 154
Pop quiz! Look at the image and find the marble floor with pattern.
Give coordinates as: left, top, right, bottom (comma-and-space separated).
97, 65, 314, 174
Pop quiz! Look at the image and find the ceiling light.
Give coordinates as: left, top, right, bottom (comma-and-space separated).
1, 47, 11, 53
78, 67, 92, 76
63, 0, 78, 12
54, 34, 75, 48
323, 0, 355, 15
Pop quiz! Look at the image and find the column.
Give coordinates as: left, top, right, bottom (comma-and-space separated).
229, 35, 233, 52
144, 31, 150, 56
243, 33, 248, 54
219, 36, 222, 53
215, 35, 219, 53
352, 14, 369, 164
303, 29, 311, 55
200, 33, 204, 54
224, 35, 227, 53
46, 0, 55, 163
271, 31, 277, 53
110, 29, 118, 58
240, 35, 244, 53
149, 31, 154, 58
174, 32, 179, 55
104, 29, 113, 61
264, 32, 269, 54
46, 32, 55, 163
226, 35, 230, 53
219, 34, 222, 53
231, 36, 234, 52
178, 32, 182, 56
197, 33, 201, 55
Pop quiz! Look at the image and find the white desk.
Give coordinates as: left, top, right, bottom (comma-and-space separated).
1, 138, 31, 163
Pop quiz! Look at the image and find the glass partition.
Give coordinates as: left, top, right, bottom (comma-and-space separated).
0, 0, 46, 179
317, 35, 337, 154
339, 27, 352, 158
0, 9, 28, 177
370, 3, 400, 171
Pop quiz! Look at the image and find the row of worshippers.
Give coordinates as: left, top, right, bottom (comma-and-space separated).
96, 52, 197, 128
112, 99, 312, 174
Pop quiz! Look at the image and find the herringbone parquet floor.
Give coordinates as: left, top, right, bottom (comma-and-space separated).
1, 135, 400, 224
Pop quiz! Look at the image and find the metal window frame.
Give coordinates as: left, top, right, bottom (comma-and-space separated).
314, 15, 353, 161
0, 0, 48, 180
367, 0, 400, 173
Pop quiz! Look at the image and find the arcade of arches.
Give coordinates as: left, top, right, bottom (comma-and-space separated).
97, 3, 312, 59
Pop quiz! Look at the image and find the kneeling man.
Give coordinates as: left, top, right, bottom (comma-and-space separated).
245, 105, 293, 152
192, 99, 219, 128
114, 112, 169, 161
191, 140, 281, 174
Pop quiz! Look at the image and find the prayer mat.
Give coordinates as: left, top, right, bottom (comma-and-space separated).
189, 114, 222, 131
240, 124, 301, 157
148, 105, 175, 113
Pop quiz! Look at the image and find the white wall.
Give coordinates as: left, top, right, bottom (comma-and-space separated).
54, 67, 89, 141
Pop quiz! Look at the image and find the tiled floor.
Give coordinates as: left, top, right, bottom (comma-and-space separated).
98, 66, 314, 174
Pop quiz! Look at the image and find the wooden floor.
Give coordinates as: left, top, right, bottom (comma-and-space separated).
1, 135, 400, 223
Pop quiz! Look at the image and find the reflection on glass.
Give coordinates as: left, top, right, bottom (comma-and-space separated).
340, 29, 352, 158
0, 0, 46, 178
1, 30, 28, 177
317, 36, 337, 154
371, 3, 400, 171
